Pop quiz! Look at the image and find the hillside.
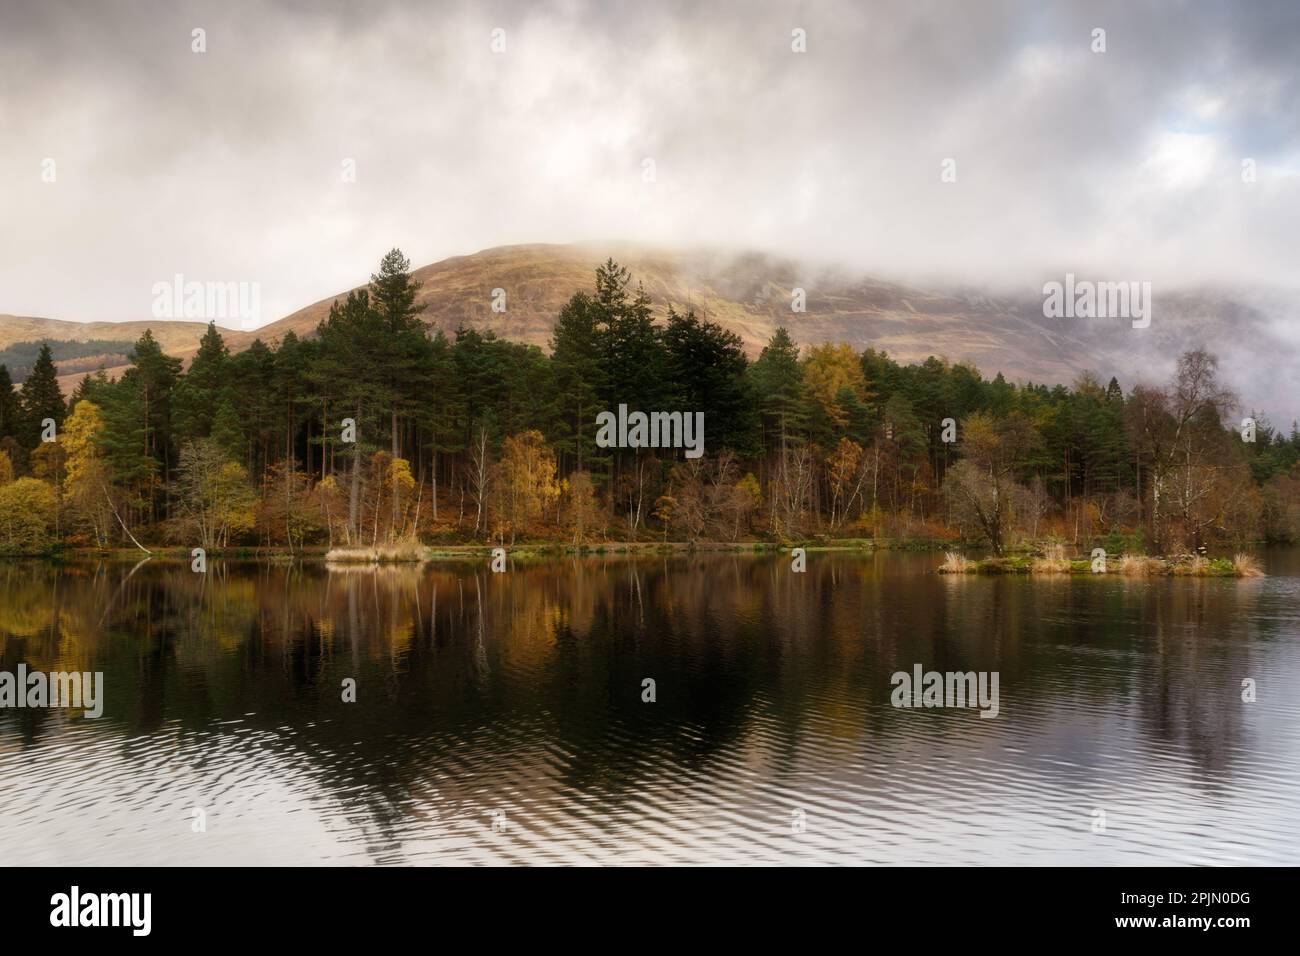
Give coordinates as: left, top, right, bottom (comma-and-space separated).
243, 242, 1115, 385
3, 244, 1296, 419
0, 315, 217, 393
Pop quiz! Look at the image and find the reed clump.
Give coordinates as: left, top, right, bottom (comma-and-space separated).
1030, 543, 1071, 574
943, 549, 1260, 577
1118, 554, 1161, 576
325, 542, 427, 564
938, 551, 971, 573
1233, 553, 1264, 577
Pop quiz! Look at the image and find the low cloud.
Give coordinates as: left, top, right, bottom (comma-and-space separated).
1, 0, 1297, 355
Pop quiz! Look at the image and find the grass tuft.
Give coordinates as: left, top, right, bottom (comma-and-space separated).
1031, 543, 1071, 574
1118, 554, 1159, 576
938, 551, 971, 574
325, 543, 427, 564
1232, 553, 1264, 578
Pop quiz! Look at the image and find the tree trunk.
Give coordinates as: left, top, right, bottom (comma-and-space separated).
348, 400, 363, 544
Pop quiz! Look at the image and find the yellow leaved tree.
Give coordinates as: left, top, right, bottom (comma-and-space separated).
497, 430, 560, 544
61, 400, 116, 547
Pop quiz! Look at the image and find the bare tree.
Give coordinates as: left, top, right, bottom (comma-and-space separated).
468, 424, 492, 535
1126, 349, 1237, 551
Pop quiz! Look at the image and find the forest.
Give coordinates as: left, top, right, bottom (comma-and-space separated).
1, 249, 1297, 556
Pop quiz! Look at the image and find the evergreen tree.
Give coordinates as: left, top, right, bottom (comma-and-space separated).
95, 378, 154, 516
494, 341, 553, 438
0, 365, 20, 440
663, 307, 755, 456
226, 339, 276, 474
453, 327, 508, 447
860, 347, 903, 420
550, 292, 608, 473
601, 277, 666, 415
173, 321, 229, 441
18, 343, 65, 447
750, 327, 809, 451
902, 357, 957, 484
69, 368, 111, 412
117, 332, 182, 521
987, 372, 1016, 417
368, 248, 432, 528
369, 248, 429, 459
418, 329, 460, 517
315, 289, 384, 540
210, 400, 246, 463
272, 330, 307, 473
370, 248, 425, 327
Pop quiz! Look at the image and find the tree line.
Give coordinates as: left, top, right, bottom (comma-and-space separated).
1, 248, 1297, 555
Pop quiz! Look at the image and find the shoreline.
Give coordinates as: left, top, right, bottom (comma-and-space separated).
3, 538, 918, 563
0, 539, 1270, 575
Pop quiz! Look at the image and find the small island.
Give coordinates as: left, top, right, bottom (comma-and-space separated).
939, 548, 1264, 577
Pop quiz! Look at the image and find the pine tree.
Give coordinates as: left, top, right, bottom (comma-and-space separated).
69, 368, 111, 412
369, 248, 429, 458
96, 378, 154, 522
18, 344, 65, 448
210, 399, 245, 463
419, 329, 459, 518
750, 327, 808, 449
173, 321, 229, 441
117, 332, 182, 522
550, 292, 608, 473
663, 307, 754, 455
0, 365, 20, 440
986, 371, 1015, 417
453, 327, 507, 447
602, 279, 666, 415
226, 338, 275, 474
370, 248, 424, 326
369, 248, 432, 528
272, 332, 306, 462
315, 289, 384, 540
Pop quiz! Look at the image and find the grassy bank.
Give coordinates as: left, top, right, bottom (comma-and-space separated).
4, 540, 1267, 577
306, 535, 967, 562
938, 549, 1264, 577
11, 536, 953, 563
321, 539, 883, 563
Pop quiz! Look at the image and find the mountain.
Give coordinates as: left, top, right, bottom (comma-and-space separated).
246, 242, 1108, 384
3, 243, 1297, 421
0, 316, 212, 355
0, 316, 215, 392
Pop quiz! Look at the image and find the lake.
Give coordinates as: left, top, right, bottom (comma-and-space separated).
2, 550, 1298, 865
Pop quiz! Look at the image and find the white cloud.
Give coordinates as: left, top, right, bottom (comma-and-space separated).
1140, 132, 1220, 190
0, 0, 1296, 326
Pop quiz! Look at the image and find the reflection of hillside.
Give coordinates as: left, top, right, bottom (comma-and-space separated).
0, 555, 1282, 846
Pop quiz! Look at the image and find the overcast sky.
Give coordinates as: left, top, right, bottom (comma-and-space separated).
1, 0, 1298, 326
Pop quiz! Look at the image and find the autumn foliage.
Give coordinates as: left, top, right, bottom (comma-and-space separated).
0, 254, 1296, 554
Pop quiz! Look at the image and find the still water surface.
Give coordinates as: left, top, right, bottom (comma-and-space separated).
2, 551, 1298, 865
